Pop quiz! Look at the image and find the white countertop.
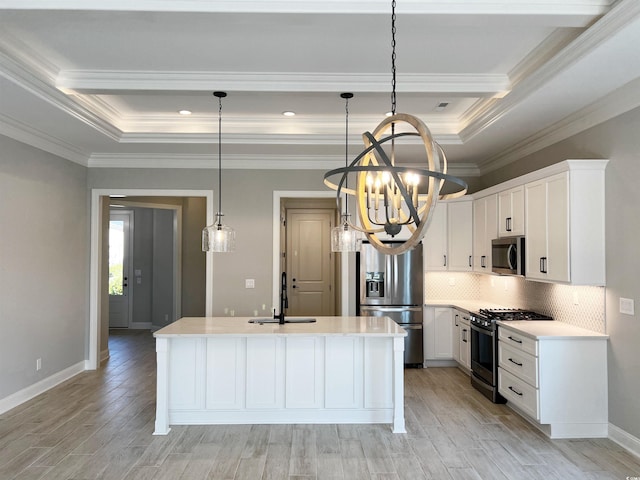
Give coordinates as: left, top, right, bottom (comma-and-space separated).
154, 316, 407, 338
497, 320, 609, 340
425, 300, 511, 313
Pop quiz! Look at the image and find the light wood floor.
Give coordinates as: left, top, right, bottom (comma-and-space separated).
1, 330, 639, 480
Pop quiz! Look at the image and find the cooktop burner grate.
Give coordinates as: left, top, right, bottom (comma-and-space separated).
478, 308, 553, 321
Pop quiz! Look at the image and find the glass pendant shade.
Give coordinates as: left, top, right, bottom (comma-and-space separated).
331, 216, 359, 252
202, 215, 236, 253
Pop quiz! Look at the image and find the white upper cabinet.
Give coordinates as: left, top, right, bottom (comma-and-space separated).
424, 202, 448, 271
524, 161, 607, 285
424, 200, 473, 272
447, 200, 473, 272
473, 194, 497, 273
498, 186, 525, 237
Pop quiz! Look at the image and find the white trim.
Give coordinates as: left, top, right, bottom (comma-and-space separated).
272, 191, 349, 315
89, 188, 214, 370
609, 423, 640, 460
0, 1, 613, 17
100, 348, 110, 364
0, 361, 85, 415
58, 70, 510, 95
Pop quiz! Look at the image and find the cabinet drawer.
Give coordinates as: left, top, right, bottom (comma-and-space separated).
498, 327, 537, 356
498, 342, 538, 387
498, 368, 539, 420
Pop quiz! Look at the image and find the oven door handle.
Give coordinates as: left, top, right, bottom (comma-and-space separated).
470, 323, 494, 337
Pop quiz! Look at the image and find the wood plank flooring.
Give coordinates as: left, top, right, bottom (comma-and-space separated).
1, 329, 639, 479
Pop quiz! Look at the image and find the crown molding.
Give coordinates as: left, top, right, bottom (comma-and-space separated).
87, 152, 481, 176
0, 113, 90, 165
459, 0, 640, 144
57, 70, 510, 96
0, 41, 123, 142
0, 1, 613, 16
478, 77, 640, 175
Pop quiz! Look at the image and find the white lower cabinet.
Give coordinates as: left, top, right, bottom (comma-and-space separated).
498, 323, 608, 439
424, 307, 455, 365
458, 314, 471, 372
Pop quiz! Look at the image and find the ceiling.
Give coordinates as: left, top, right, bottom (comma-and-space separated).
1, 0, 640, 177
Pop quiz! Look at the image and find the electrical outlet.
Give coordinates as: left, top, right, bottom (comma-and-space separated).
573, 292, 579, 305
36, 358, 42, 371
448, 277, 456, 286
620, 297, 635, 315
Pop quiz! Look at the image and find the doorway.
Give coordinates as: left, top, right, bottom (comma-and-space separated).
285, 205, 336, 316
108, 211, 133, 328
89, 189, 214, 370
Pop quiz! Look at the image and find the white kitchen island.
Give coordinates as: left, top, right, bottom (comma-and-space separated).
153, 316, 407, 435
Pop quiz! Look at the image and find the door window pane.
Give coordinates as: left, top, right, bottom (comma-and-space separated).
109, 220, 124, 295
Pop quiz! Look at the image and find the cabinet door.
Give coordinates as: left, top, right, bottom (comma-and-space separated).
452, 310, 461, 363
498, 186, 524, 237
545, 173, 569, 282
424, 203, 448, 271
424, 307, 454, 360
447, 201, 473, 271
525, 173, 569, 282
434, 307, 454, 359
459, 318, 471, 371
473, 195, 497, 272
525, 180, 547, 280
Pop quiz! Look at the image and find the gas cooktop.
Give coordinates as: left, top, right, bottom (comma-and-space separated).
477, 308, 553, 321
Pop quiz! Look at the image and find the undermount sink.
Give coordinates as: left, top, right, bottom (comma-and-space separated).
248, 318, 316, 324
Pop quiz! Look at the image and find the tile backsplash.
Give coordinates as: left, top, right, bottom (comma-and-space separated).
425, 272, 605, 333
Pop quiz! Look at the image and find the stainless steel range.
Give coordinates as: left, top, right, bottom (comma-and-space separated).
470, 308, 553, 403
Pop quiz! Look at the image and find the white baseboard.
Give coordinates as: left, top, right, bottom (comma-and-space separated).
609, 423, 640, 459
0, 361, 86, 415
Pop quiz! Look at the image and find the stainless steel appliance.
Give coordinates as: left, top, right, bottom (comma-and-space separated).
357, 242, 423, 367
491, 236, 525, 276
470, 308, 552, 403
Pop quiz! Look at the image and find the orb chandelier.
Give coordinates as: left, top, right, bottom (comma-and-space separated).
324, 0, 468, 256
202, 91, 236, 253
330, 92, 360, 253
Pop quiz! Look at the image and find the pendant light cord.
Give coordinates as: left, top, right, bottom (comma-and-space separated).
391, 0, 397, 116
213, 91, 227, 227
344, 94, 349, 215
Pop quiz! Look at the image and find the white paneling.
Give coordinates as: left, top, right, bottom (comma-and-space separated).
206, 337, 245, 409
363, 337, 393, 409
285, 337, 324, 408
169, 338, 205, 410
325, 337, 363, 409
246, 337, 284, 409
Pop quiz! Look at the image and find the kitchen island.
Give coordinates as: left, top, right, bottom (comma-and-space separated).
153, 316, 407, 435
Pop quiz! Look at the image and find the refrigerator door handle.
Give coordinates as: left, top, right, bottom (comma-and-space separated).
400, 324, 423, 330
360, 306, 422, 312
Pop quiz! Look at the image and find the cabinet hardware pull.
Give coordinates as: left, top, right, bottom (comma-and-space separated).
508, 358, 523, 367
481, 255, 486, 268
508, 386, 523, 396
469, 255, 472, 267
506, 217, 512, 232
540, 257, 548, 274
443, 255, 447, 267
508, 336, 522, 344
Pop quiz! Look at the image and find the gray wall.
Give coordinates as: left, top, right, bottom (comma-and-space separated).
88, 169, 330, 316
480, 105, 640, 439
0, 134, 88, 399
151, 209, 175, 328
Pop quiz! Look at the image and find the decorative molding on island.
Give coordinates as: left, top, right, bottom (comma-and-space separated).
153, 316, 407, 435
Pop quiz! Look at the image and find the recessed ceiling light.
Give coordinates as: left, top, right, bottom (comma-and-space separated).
282, 111, 296, 117
178, 110, 192, 115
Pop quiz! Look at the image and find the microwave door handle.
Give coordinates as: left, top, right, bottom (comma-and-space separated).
507, 244, 517, 270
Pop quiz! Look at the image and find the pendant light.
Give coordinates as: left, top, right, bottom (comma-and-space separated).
202, 91, 236, 253
324, 0, 468, 255
331, 93, 360, 252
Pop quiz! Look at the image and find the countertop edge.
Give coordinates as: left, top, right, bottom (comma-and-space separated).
497, 320, 609, 340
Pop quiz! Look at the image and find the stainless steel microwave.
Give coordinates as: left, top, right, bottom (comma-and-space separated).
491, 237, 525, 276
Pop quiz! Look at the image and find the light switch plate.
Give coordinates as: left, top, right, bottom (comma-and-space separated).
620, 297, 635, 315
245, 279, 255, 289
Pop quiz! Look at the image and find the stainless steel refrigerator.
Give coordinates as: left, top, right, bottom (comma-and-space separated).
357, 242, 424, 367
